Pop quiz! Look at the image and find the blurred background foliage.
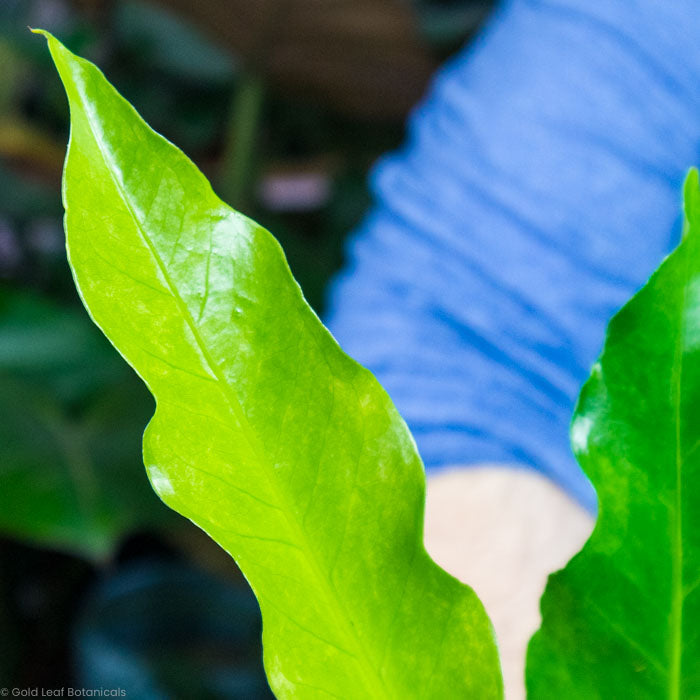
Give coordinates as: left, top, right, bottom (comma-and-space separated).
0, 0, 493, 696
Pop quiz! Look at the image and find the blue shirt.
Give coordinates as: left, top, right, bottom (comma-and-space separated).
325, 0, 700, 511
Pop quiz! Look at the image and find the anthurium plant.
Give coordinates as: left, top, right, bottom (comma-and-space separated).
36, 30, 698, 698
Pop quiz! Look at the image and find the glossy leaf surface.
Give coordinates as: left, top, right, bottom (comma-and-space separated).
526, 172, 700, 698
40, 32, 502, 698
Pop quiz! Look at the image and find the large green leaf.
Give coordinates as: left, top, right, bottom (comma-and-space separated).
526, 172, 700, 698
39, 31, 502, 698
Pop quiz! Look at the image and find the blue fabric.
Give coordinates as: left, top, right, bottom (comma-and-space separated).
325, 0, 700, 511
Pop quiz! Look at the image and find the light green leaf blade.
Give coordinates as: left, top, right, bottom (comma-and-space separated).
526, 171, 700, 698
39, 31, 503, 698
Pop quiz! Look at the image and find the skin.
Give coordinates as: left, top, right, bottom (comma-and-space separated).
424, 466, 593, 699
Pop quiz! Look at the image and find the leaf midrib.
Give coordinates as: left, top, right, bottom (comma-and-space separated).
669, 249, 687, 700
75, 81, 391, 698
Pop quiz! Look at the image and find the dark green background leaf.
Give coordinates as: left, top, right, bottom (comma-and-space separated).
0, 289, 175, 560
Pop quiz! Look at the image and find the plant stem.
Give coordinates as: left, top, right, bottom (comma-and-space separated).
219, 71, 265, 211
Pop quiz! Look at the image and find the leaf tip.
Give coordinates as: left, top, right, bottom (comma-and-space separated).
29, 27, 55, 43
30, 28, 77, 64
683, 167, 700, 237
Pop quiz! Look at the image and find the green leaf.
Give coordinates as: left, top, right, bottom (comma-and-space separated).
0, 288, 125, 400
526, 171, 700, 698
0, 288, 174, 560
38, 31, 503, 698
